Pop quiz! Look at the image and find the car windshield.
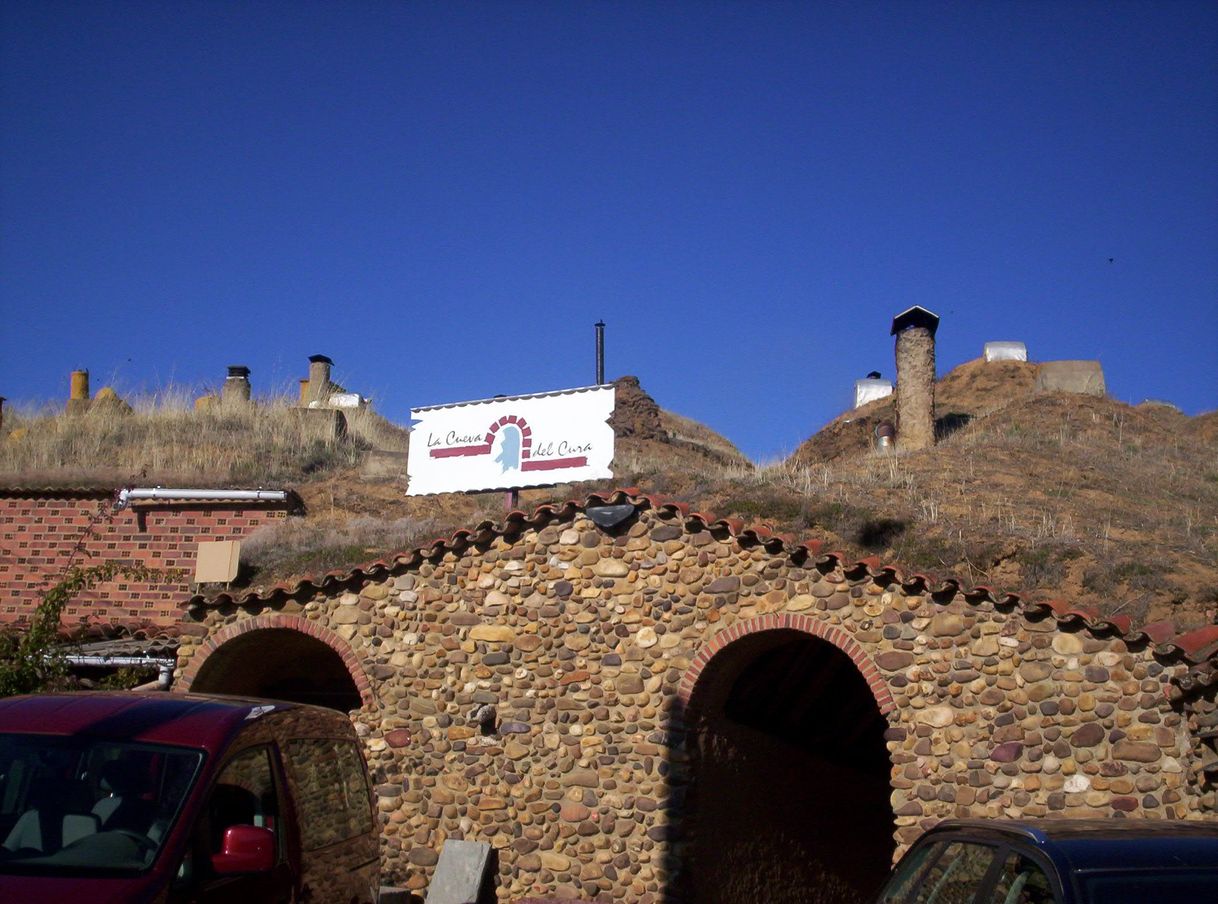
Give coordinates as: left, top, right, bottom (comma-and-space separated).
0, 732, 203, 876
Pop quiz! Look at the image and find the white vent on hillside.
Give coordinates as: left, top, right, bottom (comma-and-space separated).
984, 341, 1028, 362
854, 378, 894, 409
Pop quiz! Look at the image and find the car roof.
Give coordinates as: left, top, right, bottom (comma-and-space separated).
935, 818, 1218, 842
0, 692, 305, 752
925, 819, 1218, 872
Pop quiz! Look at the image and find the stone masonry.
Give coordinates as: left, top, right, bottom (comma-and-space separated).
176, 491, 1218, 902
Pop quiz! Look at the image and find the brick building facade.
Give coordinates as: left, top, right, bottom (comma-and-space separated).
0, 487, 298, 628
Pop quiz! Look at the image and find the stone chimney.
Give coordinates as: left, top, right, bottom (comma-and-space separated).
307, 354, 333, 404
891, 306, 939, 451
221, 365, 252, 406
67, 369, 91, 415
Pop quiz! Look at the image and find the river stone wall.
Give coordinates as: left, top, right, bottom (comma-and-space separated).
175, 503, 1211, 901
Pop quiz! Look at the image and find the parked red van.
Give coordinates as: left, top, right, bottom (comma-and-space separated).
0, 692, 379, 904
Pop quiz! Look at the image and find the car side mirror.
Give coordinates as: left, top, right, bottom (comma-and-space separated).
211, 825, 275, 874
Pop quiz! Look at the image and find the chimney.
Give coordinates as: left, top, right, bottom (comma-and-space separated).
307, 354, 333, 404
67, 369, 91, 415
298, 378, 310, 404
222, 365, 252, 406
891, 306, 939, 451
0, 397, 6, 433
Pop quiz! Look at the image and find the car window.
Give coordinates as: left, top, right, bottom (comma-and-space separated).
912, 840, 1000, 904
285, 738, 372, 851
880, 841, 950, 903
206, 746, 280, 859
0, 733, 202, 877
989, 851, 1058, 904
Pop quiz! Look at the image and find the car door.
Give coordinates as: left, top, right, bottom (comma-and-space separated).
169, 745, 294, 904
282, 737, 378, 904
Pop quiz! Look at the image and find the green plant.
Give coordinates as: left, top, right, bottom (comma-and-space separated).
0, 563, 179, 697
98, 666, 157, 690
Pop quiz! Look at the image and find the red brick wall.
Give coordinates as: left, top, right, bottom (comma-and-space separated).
0, 492, 291, 628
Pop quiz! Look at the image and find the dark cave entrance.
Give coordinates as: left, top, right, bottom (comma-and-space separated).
189, 628, 363, 713
683, 629, 896, 904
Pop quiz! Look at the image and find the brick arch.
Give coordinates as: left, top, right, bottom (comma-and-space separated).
677, 612, 895, 716
177, 614, 375, 706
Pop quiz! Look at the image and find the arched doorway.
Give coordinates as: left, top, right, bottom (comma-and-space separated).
681, 626, 895, 904
188, 627, 364, 712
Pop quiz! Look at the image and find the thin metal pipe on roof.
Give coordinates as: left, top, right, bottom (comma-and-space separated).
115, 487, 289, 509
62, 654, 177, 689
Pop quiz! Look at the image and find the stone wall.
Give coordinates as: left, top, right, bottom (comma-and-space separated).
0, 489, 293, 626
177, 498, 1215, 902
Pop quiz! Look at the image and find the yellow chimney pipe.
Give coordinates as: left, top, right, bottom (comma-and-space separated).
70, 370, 90, 401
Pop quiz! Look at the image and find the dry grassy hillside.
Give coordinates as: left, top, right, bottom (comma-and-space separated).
2, 368, 1214, 630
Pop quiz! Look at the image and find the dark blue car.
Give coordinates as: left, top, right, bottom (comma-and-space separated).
875, 819, 1218, 904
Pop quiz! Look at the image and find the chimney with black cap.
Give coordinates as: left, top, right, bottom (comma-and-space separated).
891, 305, 939, 451
221, 365, 252, 406
307, 354, 334, 404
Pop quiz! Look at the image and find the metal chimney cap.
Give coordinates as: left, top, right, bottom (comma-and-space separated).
226, 365, 251, 378
890, 305, 940, 337
308, 354, 334, 365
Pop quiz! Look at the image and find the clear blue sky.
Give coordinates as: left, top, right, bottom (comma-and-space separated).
2, 1, 1215, 462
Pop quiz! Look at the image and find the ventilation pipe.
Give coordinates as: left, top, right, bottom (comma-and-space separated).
891, 306, 939, 451
595, 321, 606, 385
70, 369, 90, 401
875, 420, 896, 451
114, 487, 289, 510
63, 654, 176, 690
67, 369, 91, 414
221, 365, 252, 406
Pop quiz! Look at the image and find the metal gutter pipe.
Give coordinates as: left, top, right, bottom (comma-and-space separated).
64, 654, 177, 690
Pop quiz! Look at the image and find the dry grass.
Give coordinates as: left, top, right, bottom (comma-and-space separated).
237, 515, 441, 586
0, 389, 406, 485
4, 369, 1215, 630
695, 396, 1217, 626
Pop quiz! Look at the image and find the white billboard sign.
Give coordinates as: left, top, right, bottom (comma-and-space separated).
407, 385, 615, 495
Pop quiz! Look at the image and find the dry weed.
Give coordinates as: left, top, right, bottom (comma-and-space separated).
0, 389, 401, 485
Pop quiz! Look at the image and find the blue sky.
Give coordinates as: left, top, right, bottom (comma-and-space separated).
2, 1, 1215, 462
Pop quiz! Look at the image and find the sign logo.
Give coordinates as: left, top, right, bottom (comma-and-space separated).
427, 413, 591, 472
